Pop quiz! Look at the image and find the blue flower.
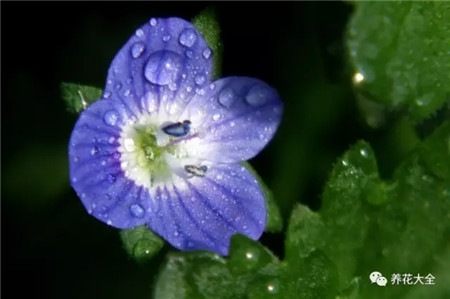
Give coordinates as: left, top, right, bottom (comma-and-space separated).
68, 17, 283, 255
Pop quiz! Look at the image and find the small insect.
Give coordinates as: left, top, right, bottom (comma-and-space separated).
184, 164, 208, 177
162, 120, 191, 137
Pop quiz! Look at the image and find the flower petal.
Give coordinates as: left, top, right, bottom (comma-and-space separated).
179, 77, 283, 163
104, 17, 214, 118
69, 99, 153, 228
146, 163, 266, 255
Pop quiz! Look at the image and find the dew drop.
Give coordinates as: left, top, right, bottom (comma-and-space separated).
107, 219, 113, 225
230, 121, 236, 127
130, 204, 145, 218
103, 91, 111, 99
209, 83, 215, 90
162, 34, 171, 42
360, 147, 369, 158
135, 29, 144, 38
202, 48, 212, 59
273, 106, 282, 115
212, 113, 221, 121
245, 84, 268, 106
218, 87, 235, 108
90, 146, 99, 156
178, 28, 197, 47
107, 174, 116, 183
185, 49, 194, 59
114, 83, 122, 91
173, 231, 179, 237
195, 75, 205, 85
103, 110, 119, 126
131, 42, 146, 58
149, 18, 157, 26
196, 88, 205, 95
144, 50, 183, 86
123, 89, 131, 97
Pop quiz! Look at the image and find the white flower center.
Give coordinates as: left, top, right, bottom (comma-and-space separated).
117, 113, 208, 190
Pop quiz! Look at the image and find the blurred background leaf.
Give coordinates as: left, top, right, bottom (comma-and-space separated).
347, 1, 450, 123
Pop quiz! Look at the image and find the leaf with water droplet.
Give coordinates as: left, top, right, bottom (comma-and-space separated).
227, 234, 277, 275
347, 2, 450, 123
61, 82, 103, 114
119, 225, 164, 263
192, 7, 223, 79
154, 238, 280, 299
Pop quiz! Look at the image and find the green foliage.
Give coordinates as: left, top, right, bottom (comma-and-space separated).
192, 7, 223, 79
120, 226, 164, 263
347, 1, 450, 123
61, 82, 103, 113
154, 235, 280, 299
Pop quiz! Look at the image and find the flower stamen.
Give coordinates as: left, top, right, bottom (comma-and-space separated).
184, 164, 208, 177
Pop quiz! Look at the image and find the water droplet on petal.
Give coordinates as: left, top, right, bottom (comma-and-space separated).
185, 49, 194, 59
230, 121, 236, 127
202, 48, 211, 59
131, 42, 146, 58
104, 110, 119, 126
123, 89, 131, 97
196, 88, 205, 95
114, 83, 122, 91
209, 83, 215, 90
103, 91, 111, 99
162, 34, 171, 42
107, 174, 116, 183
195, 75, 205, 85
173, 231, 179, 237
144, 50, 183, 86
212, 113, 221, 121
90, 146, 99, 156
178, 28, 197, 47
130, 204, 145, 218
135, 29, 144, 38
245, 84, 268, 106
218, 87, 235, 108
149, 18, 157, 26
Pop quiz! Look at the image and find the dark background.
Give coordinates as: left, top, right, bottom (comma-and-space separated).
2, 2, 366, 298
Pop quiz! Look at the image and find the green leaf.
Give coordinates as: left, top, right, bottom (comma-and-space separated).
284, 122, 450, 298
119, 225, 164, 263
192, 7, 223, 79
243, 162, 283, 233
154, 235, 280, 299
418, 120, 450, 180
61, 82, 103, 114
347, 2, 450, 122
